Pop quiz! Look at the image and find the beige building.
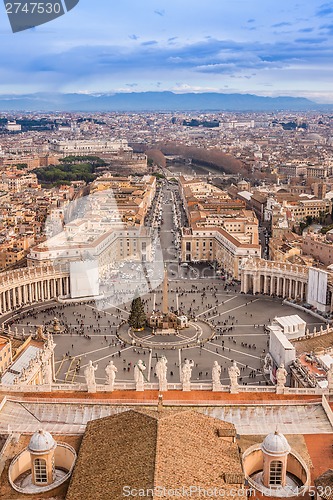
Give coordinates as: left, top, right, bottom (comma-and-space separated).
302, 233, 333, 267
0, 245, 26, 270
0, 336, 12, 375
283, 198, 331, 222
269, 233, 304, 264
181, 226, 260, 279
28, 175, 157, 271
179, 176, 260, 279
48, 138, 132, 154
90, 174, 156, 225
1, 334, 55, 386
28, 222, 153, 272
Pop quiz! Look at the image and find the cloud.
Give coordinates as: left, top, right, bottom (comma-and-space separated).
298, 27, 314, 33
141, 40, 158, 46
320, 23, 333, 34
1, 31, 333, 94
294, 37, 328, 43
316, 2, 333, 16
271, 22, 292, 28
20, 37, 332, 80
247, 19, 255, 23
154, 9, 165, 17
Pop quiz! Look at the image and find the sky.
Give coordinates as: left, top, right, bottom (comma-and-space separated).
1, 0, 333, 102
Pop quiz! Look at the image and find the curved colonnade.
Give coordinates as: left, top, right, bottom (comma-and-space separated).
241, 258, 309, 301
0, 258, 330, 321
0, 266, 70, 318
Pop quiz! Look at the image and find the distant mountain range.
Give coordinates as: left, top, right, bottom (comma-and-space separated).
0, 91, 331, 112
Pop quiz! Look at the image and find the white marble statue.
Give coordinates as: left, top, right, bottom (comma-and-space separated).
46, 332, 55, 351
228, 361, 240, 393
276, 363, 288, 388
134, 360, 146, 391
263, 353, 272, 373
155, 356, 168, 392
327, 363, 333, 390
212, 361, 222, 391
181, 359, 194, 391
105, 360, 118, 390
84, 360, 98, 393
42, 361, 53, 385
36, 325, 42, 340
20, 367, 27, 382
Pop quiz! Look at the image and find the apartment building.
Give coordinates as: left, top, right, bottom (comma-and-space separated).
0, 336, 12, 375
48, 139, 132, 154
1, 172, 39, 192
302, 233, 333, 267
179, 176, 261, 279
181, 226, 260, 279
283, 198, 331, 222
28, 175, 157, 271
28, 220, 152, 273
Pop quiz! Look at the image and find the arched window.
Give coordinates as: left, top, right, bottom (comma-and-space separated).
34, 458, 48, 484
269, 460, 283, 486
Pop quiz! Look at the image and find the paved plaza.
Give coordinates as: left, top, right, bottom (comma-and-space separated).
9, 283, 326, 385
1, 183, 328, 386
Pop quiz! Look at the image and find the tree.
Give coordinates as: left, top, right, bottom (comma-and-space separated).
128, 296, 146, 330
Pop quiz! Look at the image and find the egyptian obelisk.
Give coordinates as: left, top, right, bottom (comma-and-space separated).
162, 265, 168, 315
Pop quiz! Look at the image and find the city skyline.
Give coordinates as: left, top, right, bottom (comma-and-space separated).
1, 0, 333, 102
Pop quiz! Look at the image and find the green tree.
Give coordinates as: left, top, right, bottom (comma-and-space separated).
128, 296, 146, 330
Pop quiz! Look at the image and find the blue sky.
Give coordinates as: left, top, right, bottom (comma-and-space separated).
1, 0, 333, 101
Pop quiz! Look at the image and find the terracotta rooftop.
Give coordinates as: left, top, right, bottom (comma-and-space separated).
292, 331, 333, 355
66, 409, 244, 500
314, 469, 333, 500
0, 433, 7, 453
298, 353, 327, 377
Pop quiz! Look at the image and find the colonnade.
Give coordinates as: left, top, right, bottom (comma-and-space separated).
241, 258, 308, 301
0, 266, 70, 315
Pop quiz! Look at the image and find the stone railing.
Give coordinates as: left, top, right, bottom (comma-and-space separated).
284, 387, 325, 395
0, 382, 330, 396
242, 257, 309, 276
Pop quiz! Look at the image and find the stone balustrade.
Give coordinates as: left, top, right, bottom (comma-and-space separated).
0, 381, 329, 396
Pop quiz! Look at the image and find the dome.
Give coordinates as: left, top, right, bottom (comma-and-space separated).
28, 430, 56, 454
261, 431, 291, 456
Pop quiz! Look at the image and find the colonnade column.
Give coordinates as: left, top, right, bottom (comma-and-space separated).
241, 273, 248, 293
6, 290, 11, 310
17, 286, 22, 306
